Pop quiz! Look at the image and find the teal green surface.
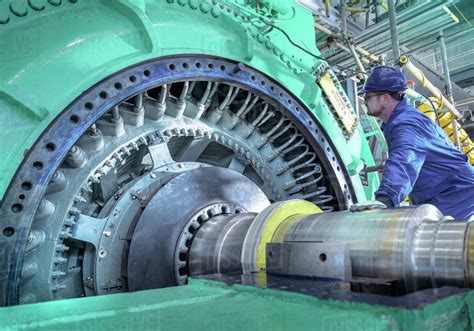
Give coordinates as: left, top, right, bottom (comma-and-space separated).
0, 0, 379, 201
0, 278, 472, 330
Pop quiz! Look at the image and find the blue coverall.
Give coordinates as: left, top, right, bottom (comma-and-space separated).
375, 98, 474, 220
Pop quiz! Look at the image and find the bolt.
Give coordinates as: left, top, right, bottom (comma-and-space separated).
103, 231, 112, 237
200, 2, 209, 13
150, 173, 156, 178
178, 163, 185, 169
29, 0, 45, 11
69, 145, 78, 154
0, 14, 9, 24
10, 0, 28, 17
48, 0, 62, 6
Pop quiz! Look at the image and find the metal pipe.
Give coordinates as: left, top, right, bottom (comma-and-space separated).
344, 6, 369, 13
334, 42, 370, 64
314, 23, 335, 37
387, 0, 400, 63
348, 43, 367, 76
438, 30, 460, 149
456, 97, 474, 107
373, 0, 379, 23
325, 0, 331, 17
314, 24, 381, 64
340, 0, 347, 32
354, 45, 381, 63
437, 31, 454, 101
365, 0, 370, 28
399, 56, 462, 119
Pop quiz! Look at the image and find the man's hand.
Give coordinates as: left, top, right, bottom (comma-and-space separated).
349, 200, 387, 212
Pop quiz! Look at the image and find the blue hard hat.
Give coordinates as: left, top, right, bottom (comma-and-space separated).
358, 66, 408, 95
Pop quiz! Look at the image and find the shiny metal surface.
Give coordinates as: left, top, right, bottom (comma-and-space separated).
465, 222, 474, 287
274, 205, 442, 281
189, 201, 473, 292
265, 242, 352, 281
189, 213, 256, 276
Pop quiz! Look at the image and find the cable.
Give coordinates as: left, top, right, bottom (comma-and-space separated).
250, 16, 368, 77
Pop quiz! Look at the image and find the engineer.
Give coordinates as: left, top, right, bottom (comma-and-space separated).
350, 65, 474, 220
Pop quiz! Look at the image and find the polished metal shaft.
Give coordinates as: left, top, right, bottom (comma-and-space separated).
189, 203, 474, 291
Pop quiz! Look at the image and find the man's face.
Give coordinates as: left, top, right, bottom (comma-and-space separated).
364, 92, 386, 117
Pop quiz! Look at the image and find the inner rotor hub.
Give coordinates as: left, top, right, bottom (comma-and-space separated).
126, 166, 270, 291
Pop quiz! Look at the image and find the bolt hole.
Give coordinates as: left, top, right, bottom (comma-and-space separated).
18, 194, 25, 200
3, 227, 15, 237
251, 75, 256, 81
332, 156, 336, 161
337, 166, 341, 171
208, 63, 214, 69
169, 64, 176, 70
309, 120, 313, 126
319, 253, 327, 262
21, 182, 32, 191
183, 63, 189, 69
70, 115, 80, 124
296, 106, 300, 112
268, 251, 273, 257
11, 204, 22, 213
279, 93, 283, 97
196, 62, 202, 68
45, 142, 56, 152
144, 69, 151, 77
33, 161, 43, 170
261, 80, 265, 86
114, 82, 123, 90
220, 65, 226, 71
270, 86, 275, 91
129, 75, 137, 83
85, 102, 93, 110
288, 99, 292, 104
99, 91, 108, 99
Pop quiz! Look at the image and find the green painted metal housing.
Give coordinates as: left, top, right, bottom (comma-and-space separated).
0, 0, 379, 203
1, 278, 473, 330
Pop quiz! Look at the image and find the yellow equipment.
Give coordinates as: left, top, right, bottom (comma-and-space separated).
418, 99, 474, 165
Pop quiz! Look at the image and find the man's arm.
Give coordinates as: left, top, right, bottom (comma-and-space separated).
376, 123, 428, 206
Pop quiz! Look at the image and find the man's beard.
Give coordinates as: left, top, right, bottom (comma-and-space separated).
367, 106, 383, 117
